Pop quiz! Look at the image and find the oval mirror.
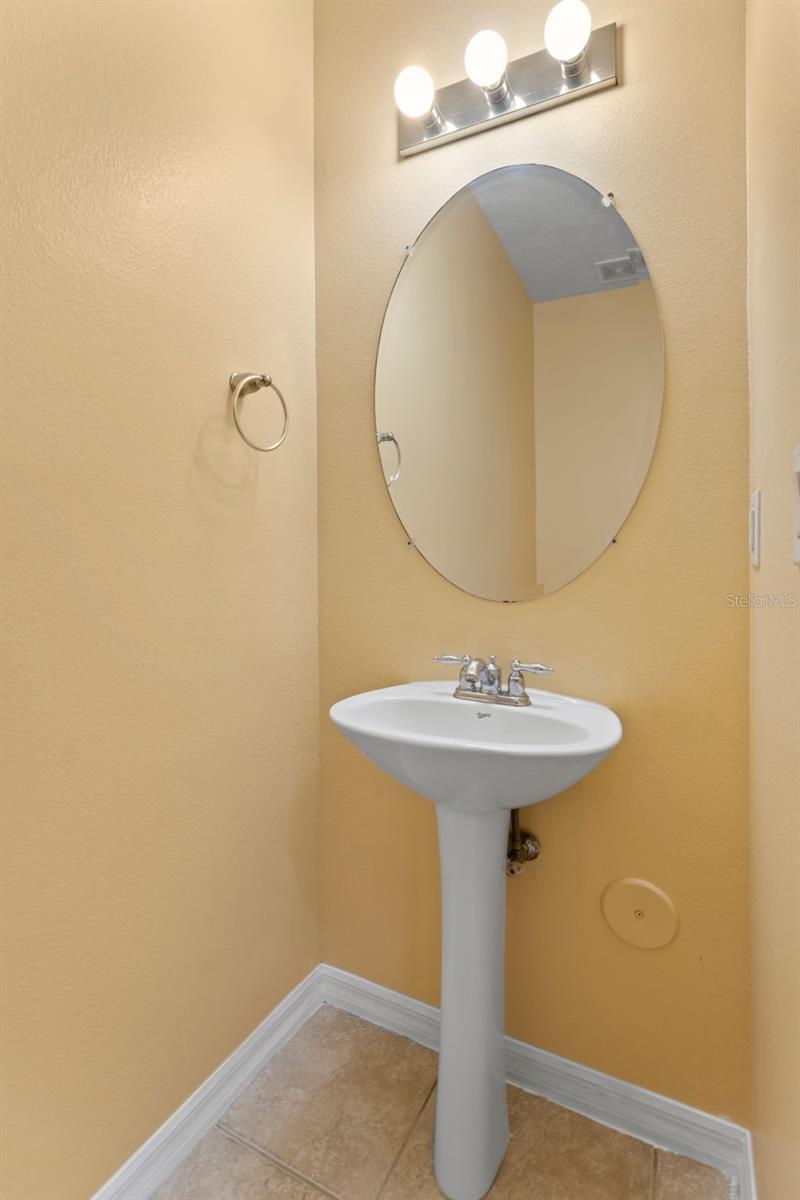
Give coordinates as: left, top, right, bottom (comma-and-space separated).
375, 164, 664, 601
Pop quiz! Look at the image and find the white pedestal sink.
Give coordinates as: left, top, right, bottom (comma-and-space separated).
329, 681, 622, 1200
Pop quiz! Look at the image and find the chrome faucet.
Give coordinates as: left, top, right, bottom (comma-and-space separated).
433, 653, 554, 707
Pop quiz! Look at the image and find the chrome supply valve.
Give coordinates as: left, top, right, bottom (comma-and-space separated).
433, 654, 554, 707
506, 809, 541, 877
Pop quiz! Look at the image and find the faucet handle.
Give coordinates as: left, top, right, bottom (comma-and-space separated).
507, 658, 554, 700
434, 653, 484, 692
510, 659, 555, 675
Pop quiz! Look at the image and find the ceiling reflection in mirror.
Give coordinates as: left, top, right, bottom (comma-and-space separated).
375, 165, 664, 601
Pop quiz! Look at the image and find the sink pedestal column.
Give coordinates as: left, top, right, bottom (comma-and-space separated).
434, 806, 510, 1200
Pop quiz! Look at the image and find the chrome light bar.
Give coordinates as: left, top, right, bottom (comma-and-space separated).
397, 23, 617, 158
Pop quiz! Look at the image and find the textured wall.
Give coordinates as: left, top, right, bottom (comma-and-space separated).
0, 3, 318, 1197
316, 0, 751, 1121
746, 2, 800, 1195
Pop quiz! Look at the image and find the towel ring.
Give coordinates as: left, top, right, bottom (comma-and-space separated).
377, 431, 401, 486
230, 372, 288, 452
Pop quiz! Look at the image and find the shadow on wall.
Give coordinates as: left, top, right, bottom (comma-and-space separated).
193, 396, 258, 516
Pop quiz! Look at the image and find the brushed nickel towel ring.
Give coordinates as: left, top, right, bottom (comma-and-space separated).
377, 431, 401, 486
230, 372, 288, 452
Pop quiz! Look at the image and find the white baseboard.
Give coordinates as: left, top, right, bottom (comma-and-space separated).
93, 962, 756, 1200
91, 966, 325, 1200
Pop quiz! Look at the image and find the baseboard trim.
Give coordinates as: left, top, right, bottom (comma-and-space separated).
93, 962, 755, 1200
90, 966, 325, 1200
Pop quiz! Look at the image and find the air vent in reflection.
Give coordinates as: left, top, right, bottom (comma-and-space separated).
594, 256, 638, 286
626, 247, 648, 275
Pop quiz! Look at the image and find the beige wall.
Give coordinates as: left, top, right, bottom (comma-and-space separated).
316, 0, 751, 1122
376, 189, 537, 598
533, 283, 663, 590
0, 3, 318, 1198
746, 2, 800, 1196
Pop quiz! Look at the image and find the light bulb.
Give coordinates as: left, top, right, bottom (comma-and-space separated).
464, 30, 509, 90
544, 0, 592, 64
394, 66, 436, 118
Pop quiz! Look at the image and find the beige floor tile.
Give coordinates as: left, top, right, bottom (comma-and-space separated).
150, 1128, 326, 1200
654, 1150, 732, 1199
221, 1005, 437, 1200
381, 1087, 655, 1200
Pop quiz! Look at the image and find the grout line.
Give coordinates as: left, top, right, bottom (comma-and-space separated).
651, 1147, 659, 1200
374, 1078, 438, 1200
216, 1124, 346, 1200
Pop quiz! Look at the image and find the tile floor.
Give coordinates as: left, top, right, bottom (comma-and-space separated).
152, 1006, 732, 1200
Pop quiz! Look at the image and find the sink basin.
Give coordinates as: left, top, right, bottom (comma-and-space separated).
330, 679, 622, 1200
330, 680, 621, 812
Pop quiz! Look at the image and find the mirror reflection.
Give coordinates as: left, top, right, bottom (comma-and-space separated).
375, 164, 664, 601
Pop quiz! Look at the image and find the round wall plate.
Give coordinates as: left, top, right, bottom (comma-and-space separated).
601, 877, 679, 949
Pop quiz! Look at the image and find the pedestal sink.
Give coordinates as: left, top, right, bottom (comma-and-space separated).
329, 680, 622, 1200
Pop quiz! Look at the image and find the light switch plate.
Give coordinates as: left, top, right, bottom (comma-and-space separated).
749, 489, 761, 567
793, 445, 800, 565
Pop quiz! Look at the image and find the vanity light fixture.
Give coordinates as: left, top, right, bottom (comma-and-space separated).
394, 2, 617, 157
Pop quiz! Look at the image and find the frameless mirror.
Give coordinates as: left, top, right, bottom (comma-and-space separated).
375, 164, 664, 601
